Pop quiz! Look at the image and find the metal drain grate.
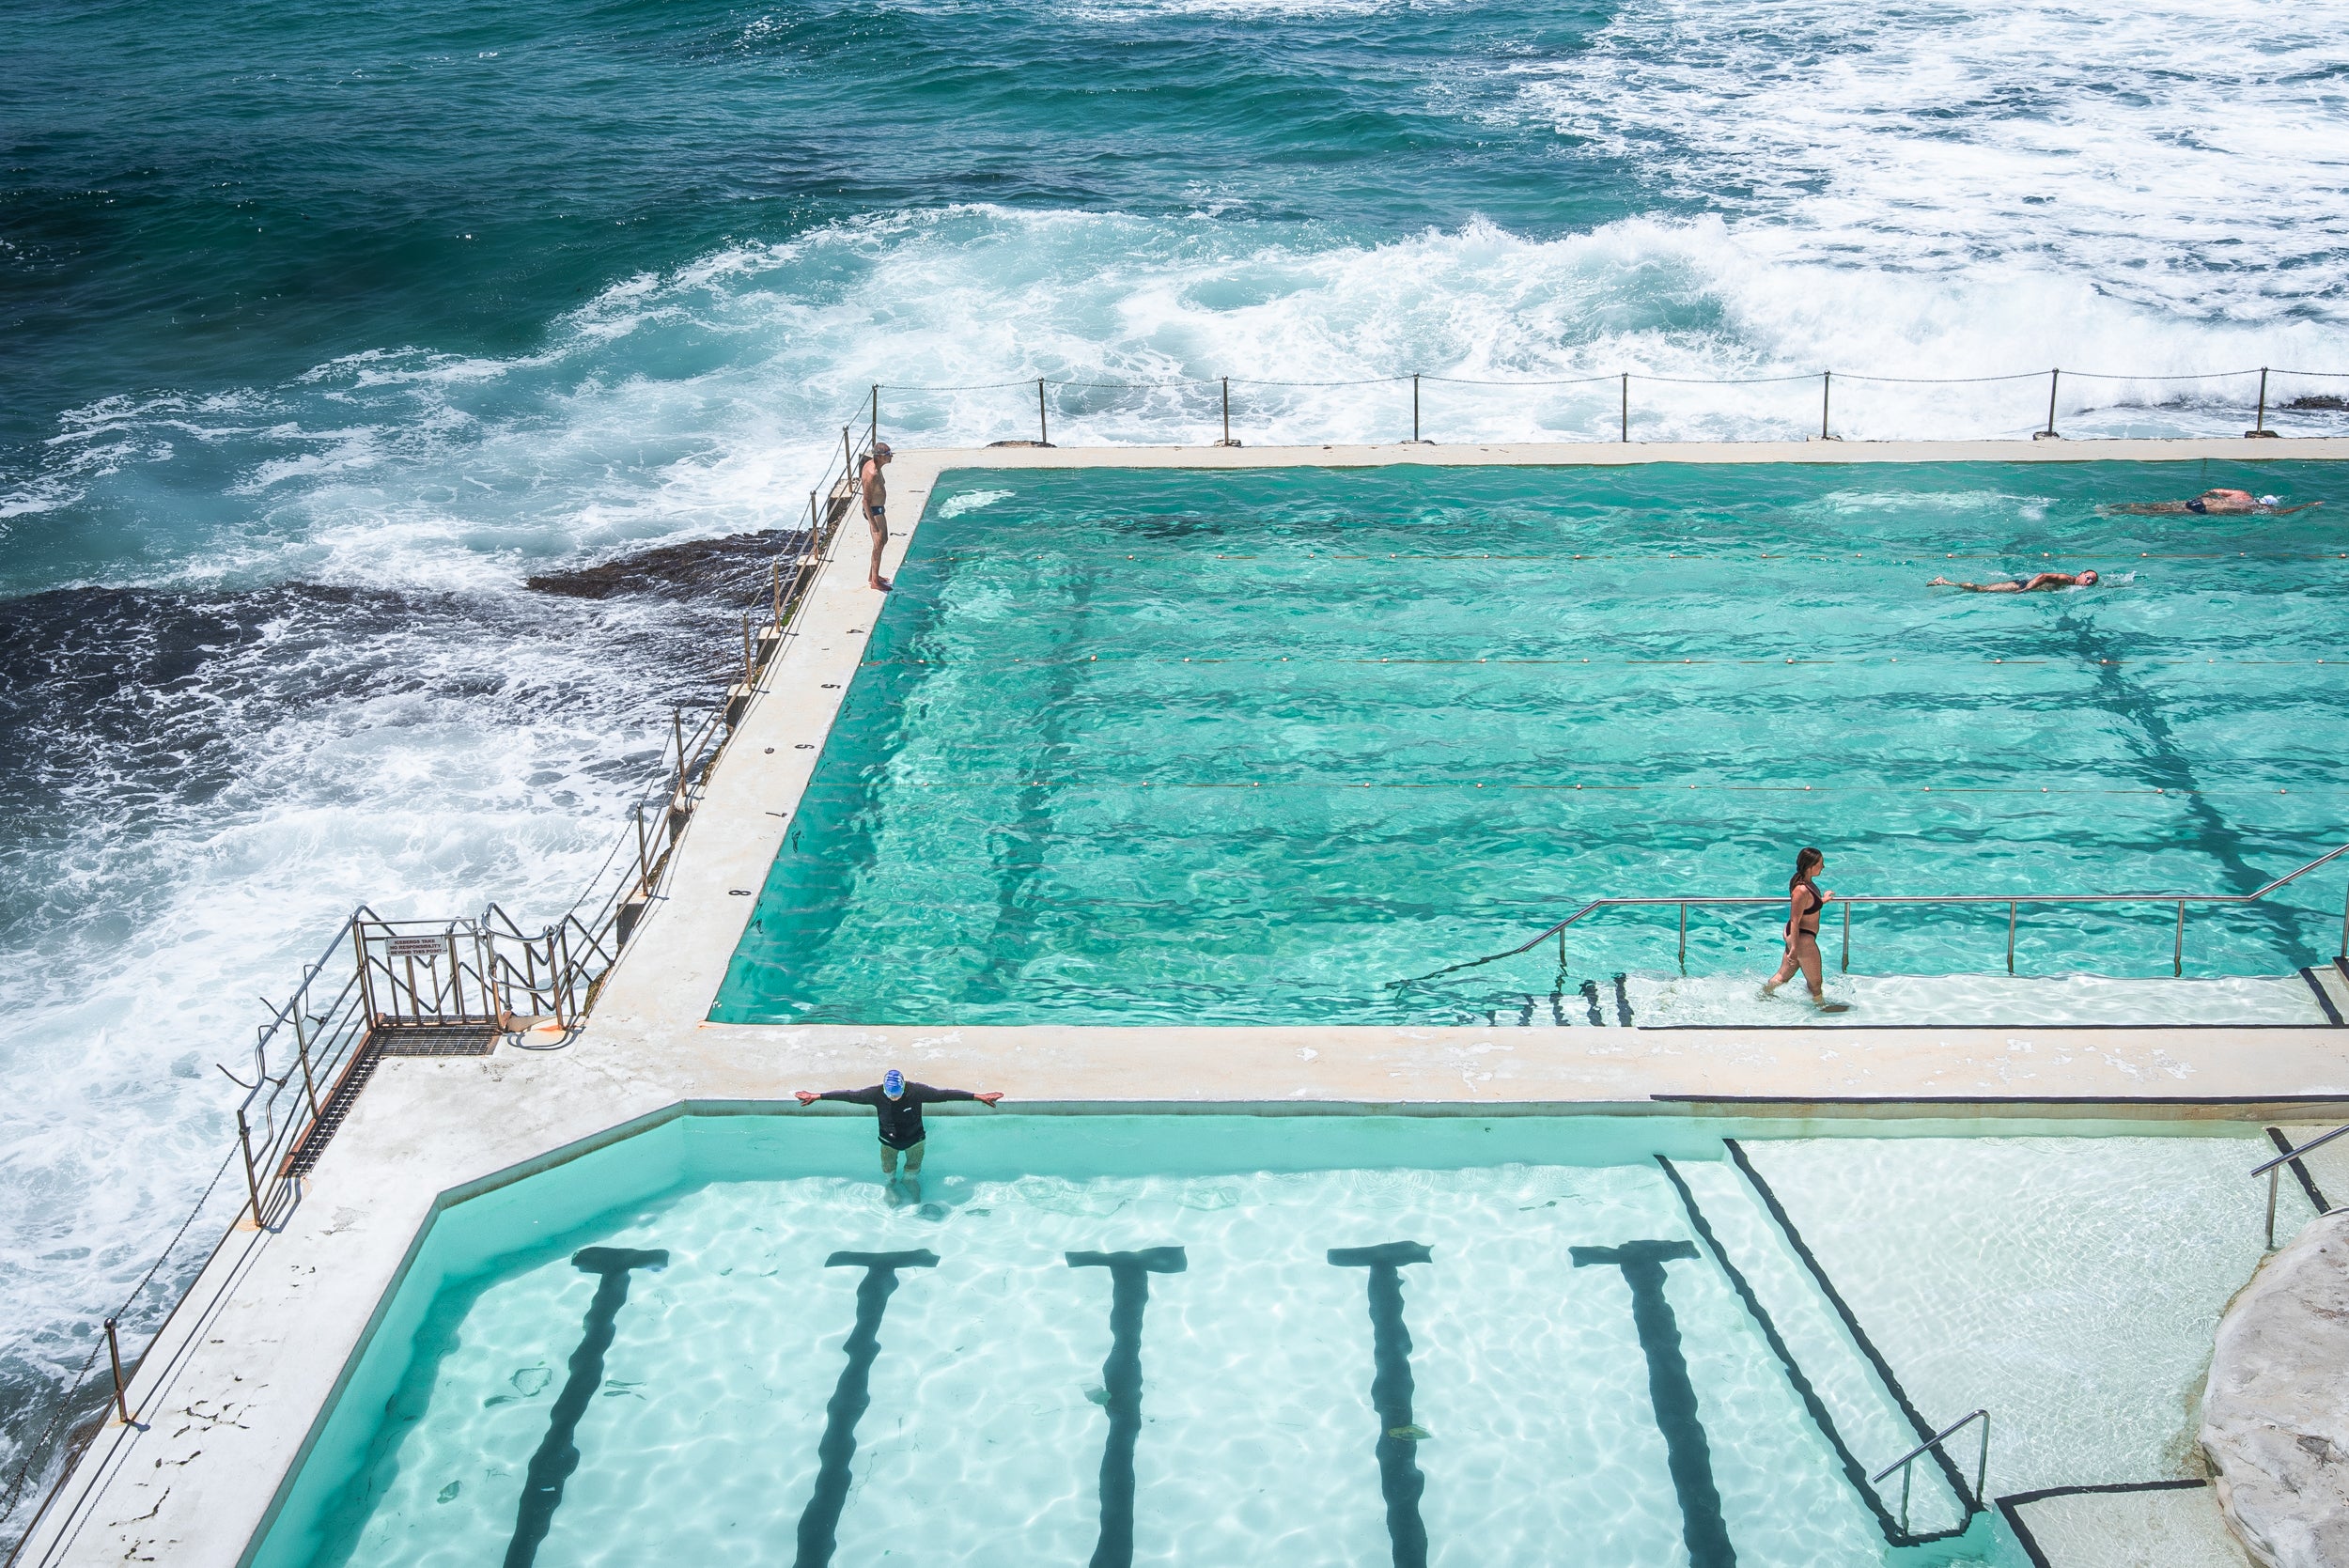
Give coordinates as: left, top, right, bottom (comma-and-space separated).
374, 1025, 501, 1058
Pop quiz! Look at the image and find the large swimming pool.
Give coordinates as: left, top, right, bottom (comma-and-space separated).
249, 1112, 2303, 1568
714, 460, 2347, 1026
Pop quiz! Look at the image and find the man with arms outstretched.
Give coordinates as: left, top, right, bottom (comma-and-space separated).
796, 1068, 1002, 1192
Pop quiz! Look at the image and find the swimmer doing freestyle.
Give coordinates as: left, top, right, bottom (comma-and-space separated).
2104, 489, 2320, 517
1926, 568, 2098, 593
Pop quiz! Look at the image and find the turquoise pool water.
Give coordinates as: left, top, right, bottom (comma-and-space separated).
716, 459, 2348, 1027
249, 1113, 2299, 1568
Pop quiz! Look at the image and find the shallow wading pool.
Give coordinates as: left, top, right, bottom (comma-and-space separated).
250, 1112, 2310, 1568
711, 461, 2348, 1030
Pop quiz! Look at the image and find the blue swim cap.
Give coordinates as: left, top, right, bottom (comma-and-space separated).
882, 1068, 904, 1095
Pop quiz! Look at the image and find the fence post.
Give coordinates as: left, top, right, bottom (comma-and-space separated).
1620, 373, 1629, 443
741, 613, 754, 685
1841, 901, 1851, 973
672, 706, 688, 810
2250, 367, 2273, 438
1412, 373, 1421, 443
291, 994, 320, 1120
2174, 901, 2186, 976
771, 559, 783, 628
2042, 369, 2060, 439
1037, 379, 1049, 445
104, 1319, 134, 1423
1677, 903, 1687, 973
352, 917, 376, 1028
869, 385, 879, 452
2007, 901, 2016, 974
841, 426, 853, 488
1820, 371, 1831, 441
1221, 378, 1233, 446
236, 1107, 264, 1225
634, 802, 651, 897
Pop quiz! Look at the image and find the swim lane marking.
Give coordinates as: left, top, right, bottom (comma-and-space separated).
1328, 1241, 1433, 1568
1570, 1241, 1735, 1568
1067, 1247, 1189, 1568
793, 1250, 941, 1568
504, 1247, 669, 1568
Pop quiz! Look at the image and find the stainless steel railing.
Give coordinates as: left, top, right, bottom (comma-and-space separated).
0, 412, 880, 1556
1392, 841, 2349, 991
2254, 1123, 2349, 1250
1870, 1408, 1989, 1536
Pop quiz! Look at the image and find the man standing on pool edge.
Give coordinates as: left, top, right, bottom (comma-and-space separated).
795, 1069, 1003, 1192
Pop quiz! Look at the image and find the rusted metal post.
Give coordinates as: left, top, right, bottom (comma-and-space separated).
237, 1107, 264, 1225
741, 613, 754, 684
291, 994, 320, 1119
351, 917, 376, 1028
771, 559, 783, 628
104, 1319, 133, 1423
634, 802, 650, 897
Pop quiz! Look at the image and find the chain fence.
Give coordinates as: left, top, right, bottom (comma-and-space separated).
854, 364, 2349, 447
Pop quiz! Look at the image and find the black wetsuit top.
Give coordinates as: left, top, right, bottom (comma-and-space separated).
817, 1083, 979, 1149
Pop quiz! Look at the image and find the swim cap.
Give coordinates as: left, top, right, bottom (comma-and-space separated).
883, 1068, 905, 1095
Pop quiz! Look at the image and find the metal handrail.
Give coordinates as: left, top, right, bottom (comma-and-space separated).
2255, 1122, 2349, 1250
1392, 840, 2349, 990
1, 408, 879, 1560
1870, 1408, 1989, 1535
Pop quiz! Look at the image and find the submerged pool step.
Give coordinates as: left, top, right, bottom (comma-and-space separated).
1662, 1154, 1974, 1545
1467, 974, 1635, 1027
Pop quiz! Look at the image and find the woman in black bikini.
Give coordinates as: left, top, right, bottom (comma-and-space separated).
1762, 846, 1847, 1011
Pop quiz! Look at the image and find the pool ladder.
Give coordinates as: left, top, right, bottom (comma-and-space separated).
1392, 839, 2349, 990
1870, 1408, 1990, 1537
2255, 1123, 2349, 1250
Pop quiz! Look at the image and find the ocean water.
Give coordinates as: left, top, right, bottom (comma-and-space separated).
5, 0, 2349, 1534
716, 460, 2349, 1026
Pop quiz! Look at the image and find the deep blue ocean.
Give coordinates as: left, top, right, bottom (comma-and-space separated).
3, 0, 2347, 1529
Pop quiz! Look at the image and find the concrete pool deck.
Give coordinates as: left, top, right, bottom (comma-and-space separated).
19, 434, 2349, 1567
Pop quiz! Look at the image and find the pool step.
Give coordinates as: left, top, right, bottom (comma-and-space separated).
1662, 1153, 1974, 1545
2301, 960, 2349, 1024
1466, 974, 1635, 1027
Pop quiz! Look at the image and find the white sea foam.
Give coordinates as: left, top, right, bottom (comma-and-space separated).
938, 488, 1015, 517
3, 8, 2348, 1514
